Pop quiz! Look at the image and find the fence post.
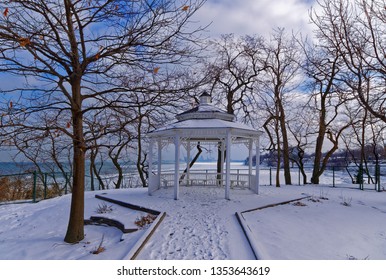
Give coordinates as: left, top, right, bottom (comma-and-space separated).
32, 171, 37, 203
269, 168, 272, 186
359, 164, 364, 190
44, 173, 48, 199
376, 163, 381, 192
298, 168, 300, 185
332, 166, 335, 188
64, 173, 69, 195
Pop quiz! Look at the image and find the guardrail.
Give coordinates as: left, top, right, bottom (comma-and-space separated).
1, 164, 383, 204
260, 165, 384, 192
159, 170, 252, 189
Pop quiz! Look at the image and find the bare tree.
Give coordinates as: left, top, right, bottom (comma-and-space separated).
258, 29, 303, 186
204, 34, 266, 182
308, 0, 386, 183
300, 38, 354, 184
286, 96, 316, 184
310, 0, 386, 123
342, 101, 386, 184
207, 34, 266, 116
0, 0, 206, 243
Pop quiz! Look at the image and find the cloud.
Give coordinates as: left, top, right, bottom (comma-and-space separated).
194, 0, 316, 38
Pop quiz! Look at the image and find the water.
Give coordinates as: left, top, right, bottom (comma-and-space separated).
1, 161, 384, 190
0, 162, 38, 175
0, 161, 137, 176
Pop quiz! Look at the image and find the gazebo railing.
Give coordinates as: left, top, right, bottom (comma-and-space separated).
159, 171, 253, 189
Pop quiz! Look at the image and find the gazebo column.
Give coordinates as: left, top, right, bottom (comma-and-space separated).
220, 141, 225, 186
186, 140, 191, 186
148, 137, 154, 195
157, 139, 162, 187
255, 137, 260, 194
225, 131, 232, 200
174, 133, 181, 200
248, 139, 253, 190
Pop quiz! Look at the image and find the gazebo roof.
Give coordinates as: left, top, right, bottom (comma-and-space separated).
149, 92, 262, 140
175, 92, 234, 122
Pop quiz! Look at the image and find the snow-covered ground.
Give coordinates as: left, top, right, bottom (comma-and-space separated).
0, 183, 385, 260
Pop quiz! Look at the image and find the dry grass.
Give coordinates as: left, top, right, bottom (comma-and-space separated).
0, 176, 32, 201
135, 214, 157, 229
292, 201, 308, 207
91, 235, 106, 255
0, 176, 65, 202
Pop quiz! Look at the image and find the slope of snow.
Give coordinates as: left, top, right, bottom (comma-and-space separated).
0, 184, 385, 260
242, 186, 386, 260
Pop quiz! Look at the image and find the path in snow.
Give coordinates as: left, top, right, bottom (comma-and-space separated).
102, 186, 314, 260
105, 186, 259, 260
137, 187, 233, 260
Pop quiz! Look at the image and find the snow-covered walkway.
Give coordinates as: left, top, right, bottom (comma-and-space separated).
104, 187, 255, 259
103, 186, 308, 260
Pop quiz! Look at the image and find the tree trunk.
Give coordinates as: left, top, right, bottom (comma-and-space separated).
311, 94, 327, 184
216, 143, 226, 186
91, 155, 105, 190
278, 100, 292, 185
299, 158, 308, 185
136, 116, 147, 187
275, 117, 281, 187
89, 149, 96, 191
311, 131, 325, 184
64, 80, 85, 243
112, 156, 123, 189
180, 143, 202, 182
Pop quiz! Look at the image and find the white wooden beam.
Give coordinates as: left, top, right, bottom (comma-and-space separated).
186, 140, 191, 186
148, 137, 154, 195
225, 130, 231, 200
248, 139, 253, 190
174, 134, 180, 200
157, 139, 162, 188
255, 137, 260, 194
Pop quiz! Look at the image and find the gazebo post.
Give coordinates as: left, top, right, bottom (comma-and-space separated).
248, 139, 253, 190
187, 140, 191, 186
148, 137, 154, 195
174, 133, 180, 200
225, 130, 231, 200
157, 139, 162, 187
255, 137, 260, 194
220, 140, 225, 187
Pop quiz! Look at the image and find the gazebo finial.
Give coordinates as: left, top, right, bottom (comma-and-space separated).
199, 91, 211, 105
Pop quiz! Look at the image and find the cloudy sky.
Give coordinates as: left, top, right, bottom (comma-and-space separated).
0, 0, 317, 162
193, 0, 316, 38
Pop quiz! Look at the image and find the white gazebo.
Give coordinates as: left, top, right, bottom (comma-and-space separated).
147, 92, 263, 200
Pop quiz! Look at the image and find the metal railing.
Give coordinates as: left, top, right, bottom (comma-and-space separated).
158, 170, 252, 189
1, 164, 383, 204
260, 164, 384, 192
0, 171, 140, 204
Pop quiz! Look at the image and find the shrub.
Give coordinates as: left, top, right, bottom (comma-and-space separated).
0, 176, 32, 202
341, 196, 352, 207
95, 202, 114, 214
135, 214, 157, 229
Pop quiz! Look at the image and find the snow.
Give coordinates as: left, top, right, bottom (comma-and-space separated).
151, 118, 261, 134
0, 182, 385, 260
